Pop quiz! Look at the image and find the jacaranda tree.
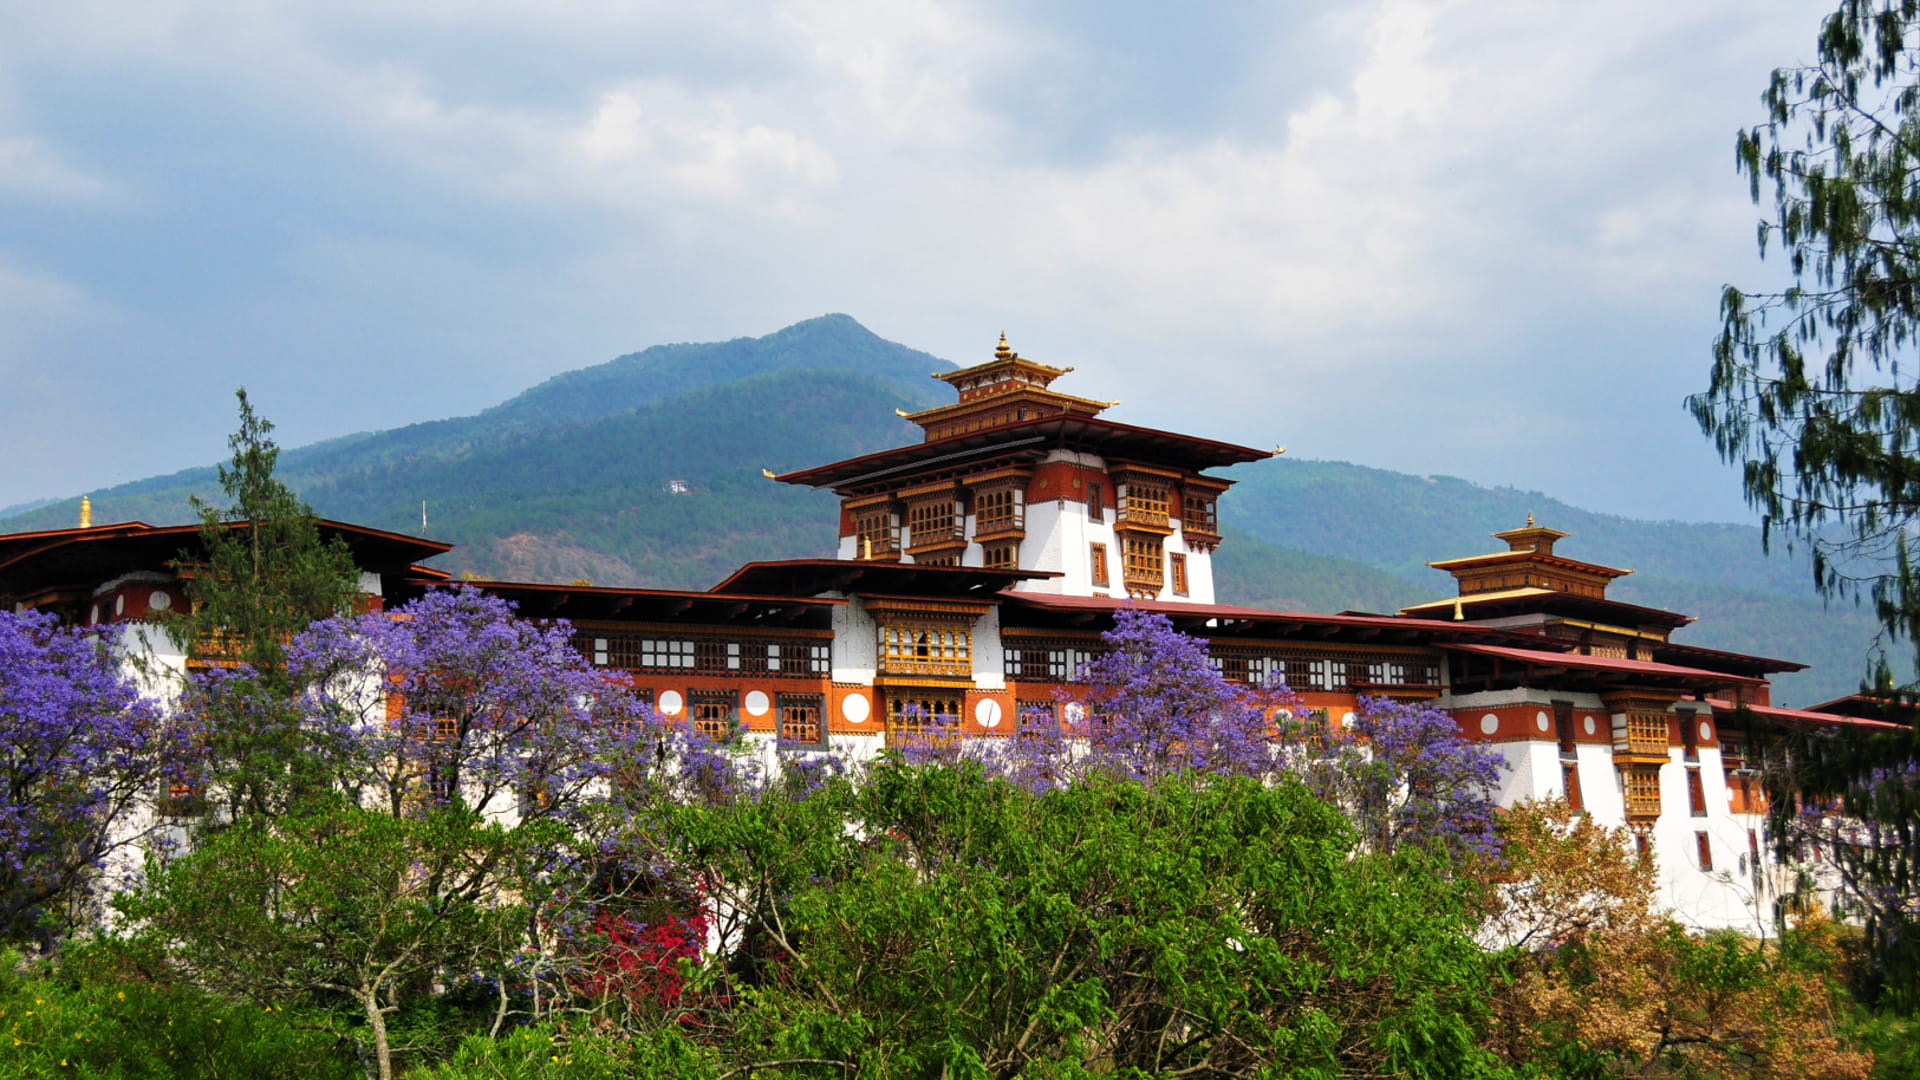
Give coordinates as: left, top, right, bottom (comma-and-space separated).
130, 587, 655, 1080
0, 609, 170, 943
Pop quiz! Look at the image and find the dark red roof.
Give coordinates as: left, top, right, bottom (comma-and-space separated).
409, 576, 842, 628
0, 519, 452, 597
712, 559, 1053, 599
1447, 642, 1763, 685
772, 414, 1272, 492
1705, 697, 1906, 732
997, 592, 1545, 646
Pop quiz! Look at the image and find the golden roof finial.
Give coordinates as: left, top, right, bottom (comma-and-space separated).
1526, 510, 1534, 527
1452, 596, 1464, 621
79, 496, 92, 529
994, 331, 1012, 360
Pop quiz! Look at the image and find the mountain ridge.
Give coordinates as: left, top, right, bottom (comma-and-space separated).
0, 315, 1877, 704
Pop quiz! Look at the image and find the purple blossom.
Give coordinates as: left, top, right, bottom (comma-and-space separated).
0, 609, 172, 940
291, 586, 650, 820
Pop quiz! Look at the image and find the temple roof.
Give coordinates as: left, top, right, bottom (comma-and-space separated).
0, 519, 452, 605
1445, 641, 1763, 688
409, 576, 842, 629
711, 559, 1054, 598
996, 592, 1545, 646
1398, 587, 1693, 628
773, 413, 1271, 493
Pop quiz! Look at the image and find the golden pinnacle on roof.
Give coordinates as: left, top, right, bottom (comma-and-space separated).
994, 332, 1013, 360
78, 496, 92, 529
1526, 510, 1535, 527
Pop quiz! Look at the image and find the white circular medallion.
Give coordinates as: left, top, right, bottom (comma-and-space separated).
744, 690, 770, 717
841, 692, 870, 724
1536, 710, 1550, 732
1341, 711, 1356, 729
1698, 719, 1713, 742
148, 589, 171, 612
1063, 702, 1086, 725
89, 604, 99, 624
975, 698, 1003, 729
657, 690, 683, 717
1480, 713, 1500, 736
1583, 715, 1596, 735
114, 595, 125, 616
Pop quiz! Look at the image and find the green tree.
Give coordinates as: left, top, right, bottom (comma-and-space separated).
169, 388, 359, 681
118, 804, 529, 1080
663, 761, 1511, 1079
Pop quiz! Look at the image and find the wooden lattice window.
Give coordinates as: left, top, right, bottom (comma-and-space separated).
1687, 768, 1707, 817
887, 692, 962, 750
1696, 832, 1714, 871
878, 625, 972, 677
908, 498, 960, 546
778, 694, 825, 747
691, 693, 736, 741
695, 640, 729, 672
1182, 493, 1217, 535
1090, 543, 1110, 587
1562, 763, 1583, 812
1122, 535, 1163, 593
1625, 712, 1668, 757
1118, 482, 1170, 529
1624, 765, 1662, 820
982, 541, 1019, 570
857, 509, 897, 558
1087, 482, 1105, 522
1170, 553, 1188, 596
975, 487, 1021, 534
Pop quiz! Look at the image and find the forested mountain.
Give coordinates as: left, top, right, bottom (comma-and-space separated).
1, 315, 1880, 703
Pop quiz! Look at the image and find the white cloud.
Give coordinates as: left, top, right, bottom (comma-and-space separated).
0, 0, 1844, 521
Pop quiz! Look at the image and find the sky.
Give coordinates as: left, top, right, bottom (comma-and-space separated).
0, 0, 1837, 523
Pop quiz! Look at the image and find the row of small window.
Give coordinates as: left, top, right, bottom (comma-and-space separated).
1210, 656, 1440, 689
667, 691, 830, 748
578, 636, 831, 675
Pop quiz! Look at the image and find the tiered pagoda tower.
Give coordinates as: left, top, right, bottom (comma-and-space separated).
773, 335, 1269, 603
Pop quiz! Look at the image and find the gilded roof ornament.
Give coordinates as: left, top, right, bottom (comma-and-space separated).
995, 332, 1013, 360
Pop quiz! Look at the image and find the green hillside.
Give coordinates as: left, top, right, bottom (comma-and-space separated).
0, 316, 1882, 705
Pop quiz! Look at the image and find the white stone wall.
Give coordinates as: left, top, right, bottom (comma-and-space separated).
972, 606, 1006, 691
829, 596, 877, 685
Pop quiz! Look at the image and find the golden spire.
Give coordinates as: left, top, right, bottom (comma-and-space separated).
1526, 510, 1534, 527
78, 496, 92, 529
1452, 596, 1464, 621
994, 332, 1013, 360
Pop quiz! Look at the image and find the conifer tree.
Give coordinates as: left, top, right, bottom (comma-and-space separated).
168, 388, 359, 683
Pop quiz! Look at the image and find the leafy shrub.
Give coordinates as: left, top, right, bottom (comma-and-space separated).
0, 945, 354, 1079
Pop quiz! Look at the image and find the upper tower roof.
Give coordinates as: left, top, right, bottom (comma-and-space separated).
1399, 516, 1689, 630
902, 333, 1117, 441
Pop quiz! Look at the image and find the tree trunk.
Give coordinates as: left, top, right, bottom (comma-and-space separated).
357, 986, 393, 1080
